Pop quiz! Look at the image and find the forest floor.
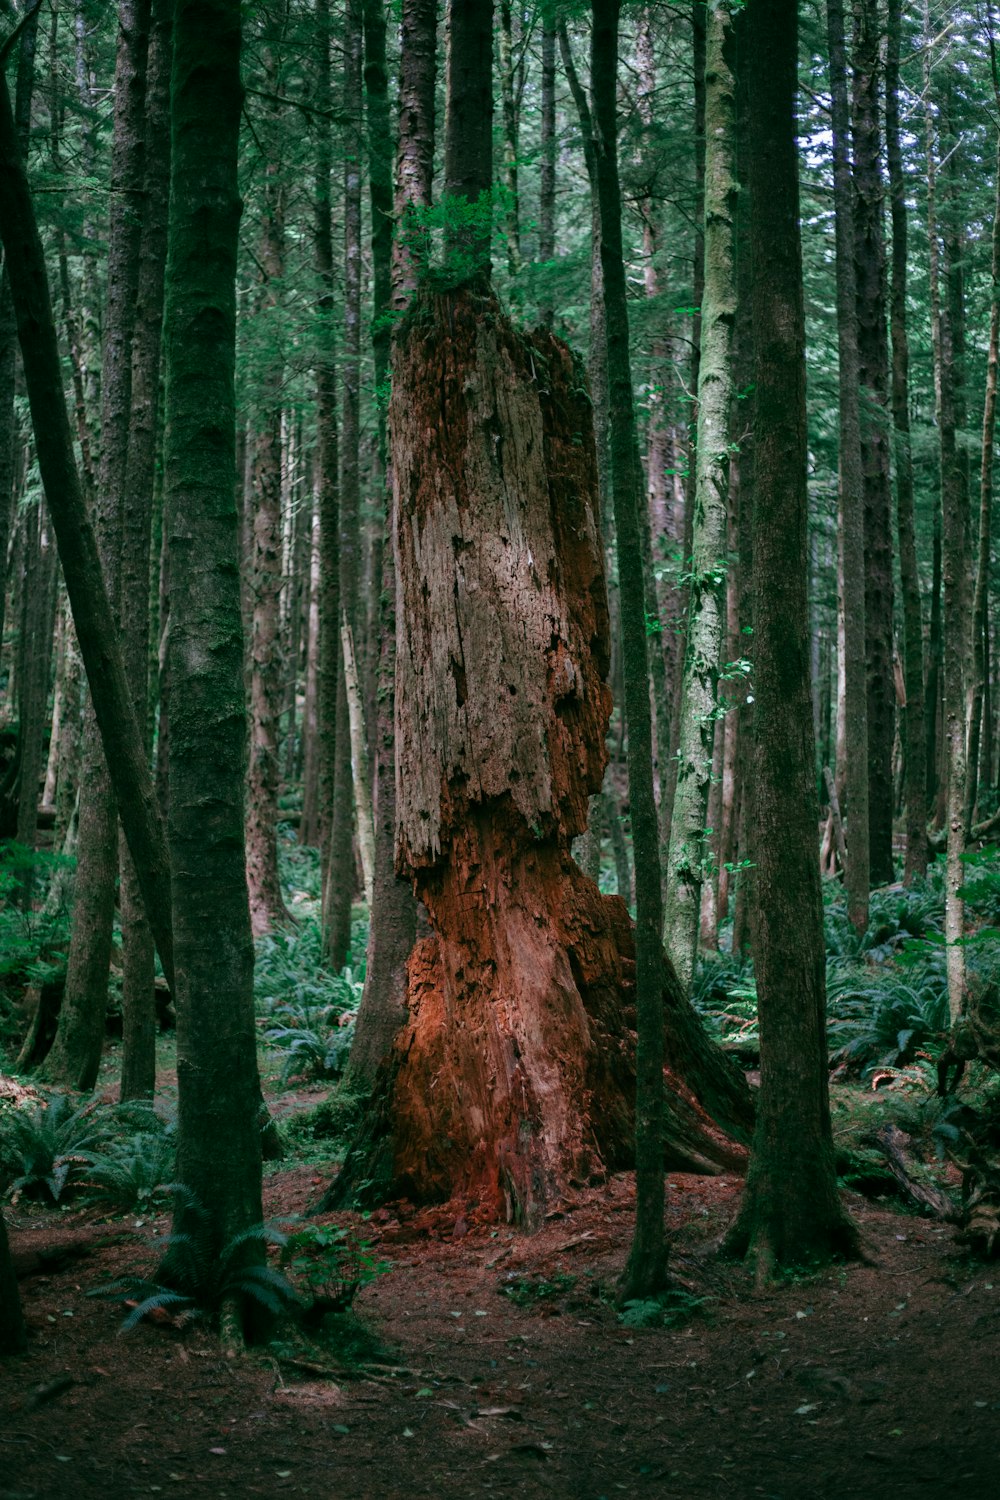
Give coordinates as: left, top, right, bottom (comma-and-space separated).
3, 1121, 1000, 1500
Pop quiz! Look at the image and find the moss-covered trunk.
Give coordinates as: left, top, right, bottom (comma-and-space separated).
162, 0, 263, 1278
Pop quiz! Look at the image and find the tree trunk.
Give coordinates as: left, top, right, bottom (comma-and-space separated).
304, 0, 339, 858
886, 0, 927, 885
965, 84, 1000, 831
48, 0, 151, 1091
322, 0, 363, 969
246, 32, 292, 938
591, 0, 668, 1298
538, 12, 555, 326
723, 0, 859, 1276
925, 53, 970, 1026
827, 0, 870, 930
498, 1, 521, 276
442, 0, 493, 279
0, 3, 39, 689
391, 0, 437, 303
162, 0, 263, 1302
663, 0, 737, 988
852, 0, 896, 889
344, 0, 425, 1090
120, 0, 171, 1101
326, 288, 746, 1225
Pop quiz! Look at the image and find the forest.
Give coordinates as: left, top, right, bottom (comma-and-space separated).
2, 0, 1000, 1494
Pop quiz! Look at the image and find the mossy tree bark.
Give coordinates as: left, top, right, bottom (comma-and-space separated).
162, 0, 263, 1286
723, 0, 859, 1277
246, 19, 293, 938
662, 0, 737, 989
827, 0, 870, 931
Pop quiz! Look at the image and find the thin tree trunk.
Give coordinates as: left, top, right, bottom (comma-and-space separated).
323, 0, 363, 967
591, 0, 667, 1300
49, 0, 151, 1090
827, 0, 869, 929
120, 0, 171, 1101
886, 0, 927, 884
538, 11, 555, 326
852, 0, 896, 888
663, 0, 737, 988
498, 1, 521, 276
925, 48, 969, 1026
966, 28, 1000, 831
246, 27, 292, 937
344, 0, 420, 1089
391, 0, 437, 302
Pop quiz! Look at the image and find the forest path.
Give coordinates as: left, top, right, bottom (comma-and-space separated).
1, 1169, 997, 1500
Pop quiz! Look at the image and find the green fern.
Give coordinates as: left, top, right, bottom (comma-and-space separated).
0, 1093, 112, 1203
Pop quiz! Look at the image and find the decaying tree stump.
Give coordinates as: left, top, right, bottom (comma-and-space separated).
325, 287, 750, 1225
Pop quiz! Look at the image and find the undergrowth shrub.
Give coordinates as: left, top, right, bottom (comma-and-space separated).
0, 1092, 111, 1202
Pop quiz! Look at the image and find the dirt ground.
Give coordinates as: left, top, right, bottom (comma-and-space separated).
3, 1164, 1000, 1500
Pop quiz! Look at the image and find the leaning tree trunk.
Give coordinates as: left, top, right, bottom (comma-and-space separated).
324, 289, 749, 1224
0, 27, 175, 996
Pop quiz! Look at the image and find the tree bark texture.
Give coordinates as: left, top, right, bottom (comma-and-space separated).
162, 0, 263, 1271
663, 0, 736, 989
852, 0, 895, 888
246, 40, 292, 938
724, 0, 858, 1274
49, 0, 151, 1091
391, 0, 437, 303
120, 0, 172, 1100
322, 0, 363, 968
885, 0, 927, 885
328, 289, 747, 1224
827, 0, 870, 930
592, 0, 669, 1297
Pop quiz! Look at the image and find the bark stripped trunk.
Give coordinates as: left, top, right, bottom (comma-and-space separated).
326, 290, 749, 1223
